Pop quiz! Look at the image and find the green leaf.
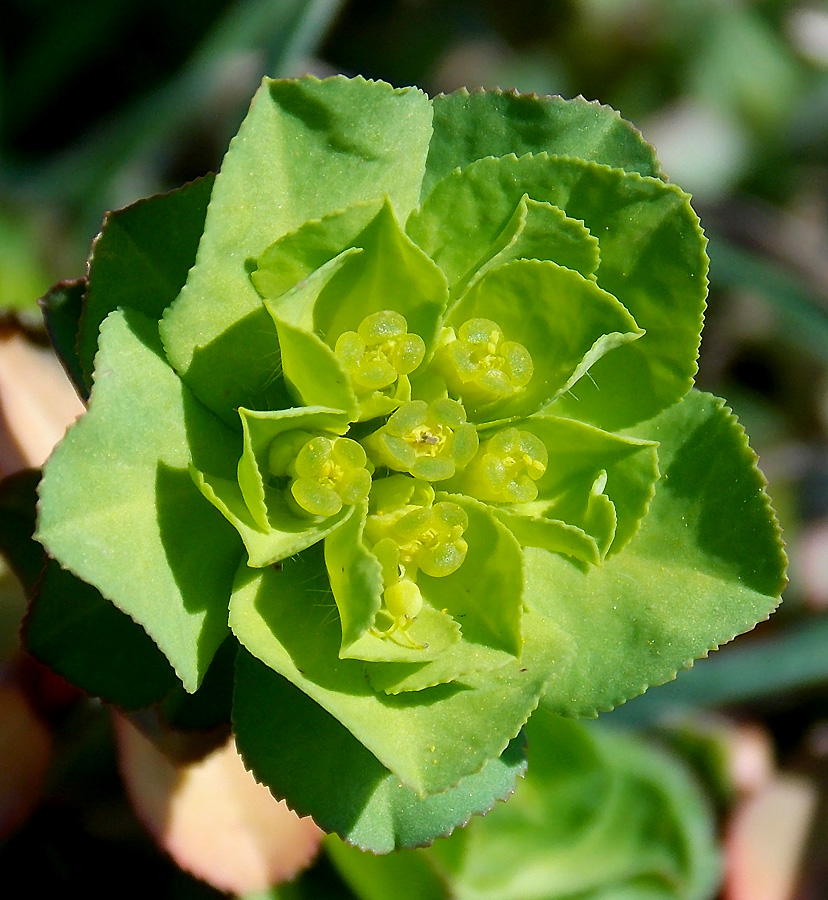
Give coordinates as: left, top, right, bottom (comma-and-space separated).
234, 649, 529, 853
324, 500, 463, 664
161, 75, 433, 423
545, 472, 618, 561
262, 250, 362, 417
262, 201, 449, 420
412, 153, 707, 428
323, 499, 384, 650
408, 171, 600, 297
193, 405, 355, 568
452, 195, 601, 300
236, 406, 350, 530
25, 563, 180, 709
419, 712, 720, 900
192, 470, 353, 570
535, 390, 785, 717
443, 258, 643, 423
0, 469, 179, 709
79, 175, 215, 392
360, 492, 526, 693
308, 201, 448, 358
252, 199, 384, 300
489, 509, 602, 566
229, 544, 553, 796
423, 90, 662, 198
39, 279, 88, 401
36, 309, 243, 692
364, 638, 519, 697
426, 493, 523, 656
510, 415, 660, 558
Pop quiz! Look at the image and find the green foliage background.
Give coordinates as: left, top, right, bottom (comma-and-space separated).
1, 0, 827, 897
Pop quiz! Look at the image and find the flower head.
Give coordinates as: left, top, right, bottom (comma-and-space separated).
31, 74, 785, 854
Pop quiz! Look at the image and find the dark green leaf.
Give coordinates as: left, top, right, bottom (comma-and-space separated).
234, 648, 528, 853
0, 468, 179, 709
79, 175, 214, 390
423, 90, 662, 198
39, 279, 88, 402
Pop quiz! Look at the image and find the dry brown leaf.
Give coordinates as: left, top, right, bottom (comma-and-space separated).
114, 714, 324, 895
0, 681, 52, 840
724, 773, 818, 900
0, 327, 84, 476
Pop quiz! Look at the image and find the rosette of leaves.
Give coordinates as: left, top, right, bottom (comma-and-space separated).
26, 76, 785, 852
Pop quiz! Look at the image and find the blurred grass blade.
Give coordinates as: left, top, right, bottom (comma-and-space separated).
13, 0, 345, 213
708, 237, 828, 363
613, 617, 828, 725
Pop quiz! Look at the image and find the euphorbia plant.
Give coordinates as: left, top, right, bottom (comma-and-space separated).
22, 75, 784, 852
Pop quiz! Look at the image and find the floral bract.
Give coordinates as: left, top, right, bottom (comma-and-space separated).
31, 75, 785, 852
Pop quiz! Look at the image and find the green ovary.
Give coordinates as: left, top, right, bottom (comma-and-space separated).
463, 428, 548, 503
335, 310, 426, 393
444, 318, 533, 402
269, 430, 372, 517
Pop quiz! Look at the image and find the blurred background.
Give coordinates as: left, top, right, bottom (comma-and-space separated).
1, 1, 828, 898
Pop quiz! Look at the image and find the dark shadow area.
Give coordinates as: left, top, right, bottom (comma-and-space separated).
269, 79, 383, 162
185, 305, 291, 424
155, 462, 240, 678
25, 560, 180, 710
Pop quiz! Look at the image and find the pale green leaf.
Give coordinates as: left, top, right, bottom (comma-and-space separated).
161, 75, 433, 423
192, 468, 353, 568
442, 258, 643, 424
412, 153, 706, 428
535, 391, 785, 717
360, 492, 526, 693
251, 199, 384, 300
408, 172, 600, 296
36, 309, 243, 691
508, 415, 660, 557
236, 406, 350, 530
489, 509, 602, 566
324, 500, 463, 662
